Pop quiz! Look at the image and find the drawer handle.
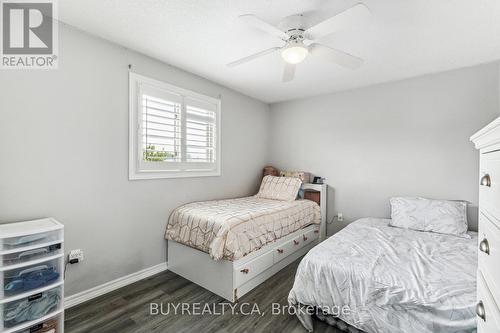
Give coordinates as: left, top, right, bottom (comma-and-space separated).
293, 240, 300, 245
479, 239, 490, 255
240, 268, 249, 274
277, 249, 284, 254
476, 301, 486, 321
303, 235, 308, 241
314, 230, 319, 234
480, 174, 491, 187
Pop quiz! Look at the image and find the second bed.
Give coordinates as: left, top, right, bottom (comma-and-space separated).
288, 217, 478, 333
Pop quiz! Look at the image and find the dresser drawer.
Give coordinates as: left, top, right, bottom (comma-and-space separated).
478, 212, 500, 301
234, 250, 273, 288
480, 150, 500, 224
477, 273, 500, 333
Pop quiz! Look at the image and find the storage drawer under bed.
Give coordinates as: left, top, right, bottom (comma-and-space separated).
273, 227, 319, 263
273, 236, 302, 263
234, 226, 320, 288
234, 251, 274, 288
302, 227, 319, 246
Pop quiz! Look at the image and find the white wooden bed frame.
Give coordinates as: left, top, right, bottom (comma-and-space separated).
168, 183, 327, 302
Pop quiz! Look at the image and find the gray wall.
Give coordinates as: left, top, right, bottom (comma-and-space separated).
269, 63, 500, 235
0, 24, 270, 296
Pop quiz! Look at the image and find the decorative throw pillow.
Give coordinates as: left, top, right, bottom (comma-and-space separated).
389, 197, 469, 238
255, 175, 302, 201
279, 170, 311, 183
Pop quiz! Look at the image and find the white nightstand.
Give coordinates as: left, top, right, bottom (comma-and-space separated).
301, 183, 328, 241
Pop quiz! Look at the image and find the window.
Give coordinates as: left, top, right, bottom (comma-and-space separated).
129, 73, 221, 179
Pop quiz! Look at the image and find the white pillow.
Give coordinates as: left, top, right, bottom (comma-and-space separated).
389, 197, 469, 238
255, 175, 302, 201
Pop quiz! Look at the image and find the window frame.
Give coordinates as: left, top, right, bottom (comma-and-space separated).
129, 72, 221, 180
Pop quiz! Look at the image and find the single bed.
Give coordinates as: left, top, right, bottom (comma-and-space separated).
288, 217, 478, 333
165, 175, 326, 302
165, 196, 321, 260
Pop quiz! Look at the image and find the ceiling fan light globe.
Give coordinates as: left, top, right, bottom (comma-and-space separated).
281, 45, 308, 64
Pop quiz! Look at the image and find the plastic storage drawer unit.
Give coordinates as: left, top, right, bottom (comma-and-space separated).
0, 218, 64, 333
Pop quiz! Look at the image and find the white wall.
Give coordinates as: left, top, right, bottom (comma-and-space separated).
0, 24, 270, 296
269, 63, 500, 234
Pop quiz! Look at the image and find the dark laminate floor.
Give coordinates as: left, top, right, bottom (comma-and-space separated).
65, 258, 342, 333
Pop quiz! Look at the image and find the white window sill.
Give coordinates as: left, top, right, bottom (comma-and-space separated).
129, 169, 221, 180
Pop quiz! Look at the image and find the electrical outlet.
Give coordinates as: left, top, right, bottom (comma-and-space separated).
68, 249, 84, 263
337, 213, 343, 222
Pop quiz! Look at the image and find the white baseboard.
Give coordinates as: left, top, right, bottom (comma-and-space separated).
65, 262, 168, 309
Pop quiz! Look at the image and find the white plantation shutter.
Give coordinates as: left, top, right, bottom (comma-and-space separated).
141, 88, 182, 163
185, 98, 217, 164
130, 73, 220, 179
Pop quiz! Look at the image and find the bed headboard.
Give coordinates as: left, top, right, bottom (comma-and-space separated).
301, 182, 328, 241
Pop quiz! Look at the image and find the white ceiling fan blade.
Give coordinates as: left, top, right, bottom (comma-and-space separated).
305, 3, 370, 41
239, 14, 289, 40
227, 47, 281, 67
309, 43, 363, 69
282, 63, 296, 82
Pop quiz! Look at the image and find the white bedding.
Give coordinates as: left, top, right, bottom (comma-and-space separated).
288, 218, 478, 333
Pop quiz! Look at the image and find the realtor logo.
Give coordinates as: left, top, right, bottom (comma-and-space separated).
1, 0, 58, 69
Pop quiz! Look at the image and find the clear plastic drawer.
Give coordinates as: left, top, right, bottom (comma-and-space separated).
3, 259, 62, 298
1, 230, 63, 252
12, 314, 61, 333
2, 287, 62, 329
1, 244, 62, 268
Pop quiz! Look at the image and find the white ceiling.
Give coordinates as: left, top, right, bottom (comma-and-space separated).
59, 0, 500, 103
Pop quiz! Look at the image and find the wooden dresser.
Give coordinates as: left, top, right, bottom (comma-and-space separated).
471, 117, 500, 332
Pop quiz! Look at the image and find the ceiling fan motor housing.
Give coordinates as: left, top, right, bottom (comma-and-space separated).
286, 29, 306, 43
280, 13, 308, 36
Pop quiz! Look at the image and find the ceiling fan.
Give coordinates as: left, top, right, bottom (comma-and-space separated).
227, 3, 370, 82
